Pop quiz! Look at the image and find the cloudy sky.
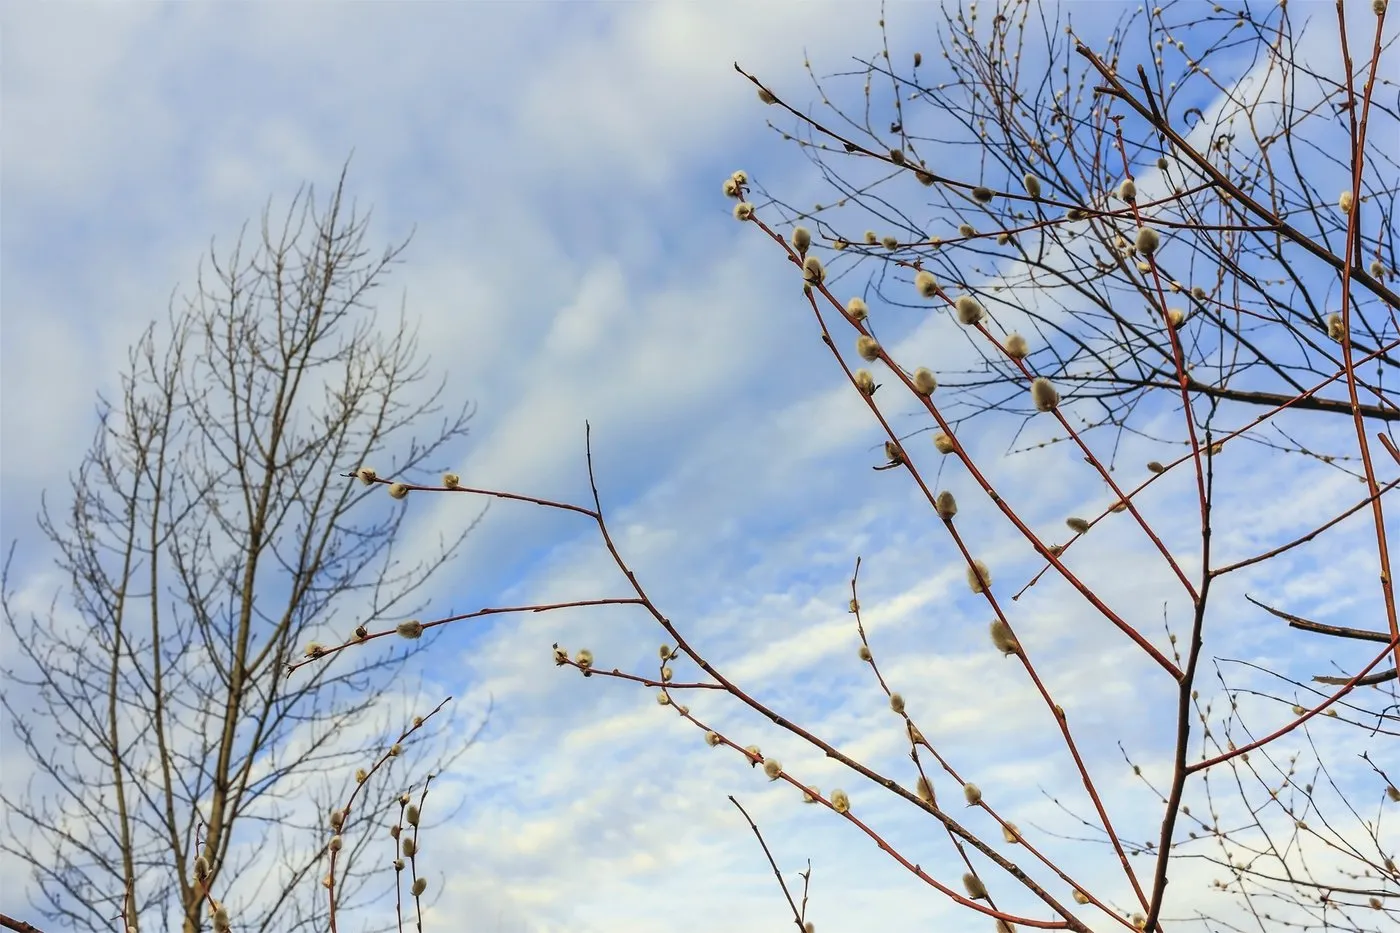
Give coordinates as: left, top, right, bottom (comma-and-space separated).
3, 2, 1395, 933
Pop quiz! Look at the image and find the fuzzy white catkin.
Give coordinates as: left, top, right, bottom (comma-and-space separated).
914, 270, 938, 298
1031, 377, 1060, 412
912, 367, 937, 395
966, 560, 991, 593
954, 295, 984, 325
1022, 173, 1041, 198
1004, 333, 1029, 359
791, 227, 812, 254
1135, 226, 1161, 256
857, 336, 882, 361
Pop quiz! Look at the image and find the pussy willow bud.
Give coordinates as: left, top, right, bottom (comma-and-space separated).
802, 785, 821, 803
916, 776, 935, 802
406, 803, 420, 826
758, 87, 777, 104
402, 836, 417, 857
954, 295, 985, 325
1167, 308, 1185, 328
883, 441, 905, 466
330, 809, 346, 830
1327, 313, 1346, 341
936, 491, 957, 519
963, 872, 989, 899
802, 256, 825, 285
388, 743, 402, 757
889, 693, 906, 713
791, 227, 812, 255
853, 369, 876, 396
916, 170, 935, 186
763, 757, 783, 780
1134, 226, 1160, 256
912, 367, 937, 395
195, 856, 211, 880
734, 202, 754, 220
963, 782, 982, 804
889, 149, 906, 164
933, 433, 956, 454
1339, 190, 1354, 213
1073, 889, 1091, 905
723, 177, 740, 197
355, 768, 368, 783
914, 270, 938, 298
1004, 333, 1029, 359
972, 186, 994, 203
1066, 517, 1090, 534
357, 467, 378, 485
1031, 377, 1060, 412
958, 223, 976, 237
846, 297, 869, 321
989, 619, 1019, 655
411, 877, 427, 896
212, 906, 231, 933
856, 336, 882, 362
864, 230, 878, 245
1002, 822, 1020, 843
966, 560, 991, 593
388, 483, 410, 500
442, 472, 460, 489
1066, 208, 1087, 221
830, 789, 850, 813
881, 235, 899, 250
397, 620, 424, 640
858, 644, 872, 661
705, 731, 722, 746
1022, 173, 1041, 198
1118, 179, 1137, 201
575, 649, 593, 670
657, 691, 670, 706
914, 51, 923, 66
1147, 460, 1166, 473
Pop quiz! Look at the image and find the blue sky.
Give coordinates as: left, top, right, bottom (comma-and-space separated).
3, 2, 1396, 933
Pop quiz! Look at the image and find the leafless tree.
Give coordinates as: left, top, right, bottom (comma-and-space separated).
1, 164, 482, 933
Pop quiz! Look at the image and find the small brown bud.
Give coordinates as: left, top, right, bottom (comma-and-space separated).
972, 186, 994, 203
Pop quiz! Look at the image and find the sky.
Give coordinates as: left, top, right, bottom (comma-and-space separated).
2, 2, 1396, 933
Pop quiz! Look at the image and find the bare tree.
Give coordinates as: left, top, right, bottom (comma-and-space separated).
1, 164, 482, 933
296, 3, 1396, 933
